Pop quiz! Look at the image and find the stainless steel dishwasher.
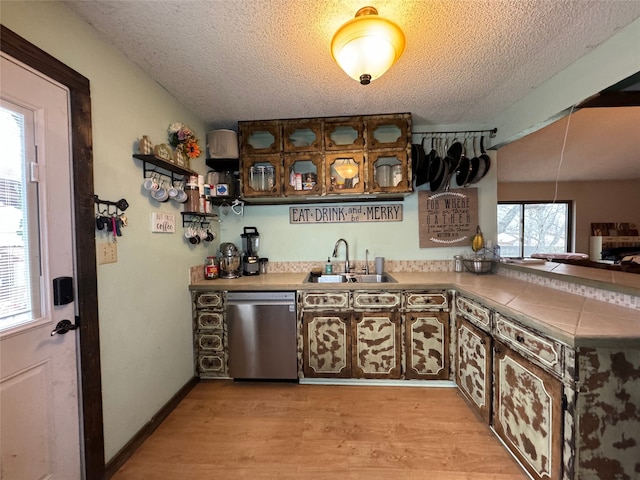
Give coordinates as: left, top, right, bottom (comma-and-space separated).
226, 291, 298, 380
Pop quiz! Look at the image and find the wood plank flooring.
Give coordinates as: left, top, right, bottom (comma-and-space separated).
112, 381, 527, 479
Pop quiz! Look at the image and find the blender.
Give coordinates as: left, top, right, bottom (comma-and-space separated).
241, 227, 260, 276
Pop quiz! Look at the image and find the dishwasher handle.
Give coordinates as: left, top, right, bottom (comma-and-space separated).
226, 291, 296, 305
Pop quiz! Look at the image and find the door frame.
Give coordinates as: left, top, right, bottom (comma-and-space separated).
1, 25, 105, 479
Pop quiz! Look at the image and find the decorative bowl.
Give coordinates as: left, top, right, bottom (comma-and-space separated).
462, 258, 497, 274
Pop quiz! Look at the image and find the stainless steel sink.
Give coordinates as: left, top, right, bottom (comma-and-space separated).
304, 272, 397, 283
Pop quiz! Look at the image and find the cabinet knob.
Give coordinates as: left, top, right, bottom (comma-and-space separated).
516, 335, 525, 343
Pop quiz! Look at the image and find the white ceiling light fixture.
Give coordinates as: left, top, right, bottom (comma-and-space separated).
331, 6, 406, 85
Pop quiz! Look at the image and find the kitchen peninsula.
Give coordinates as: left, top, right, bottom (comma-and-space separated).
190, 264, 640, 480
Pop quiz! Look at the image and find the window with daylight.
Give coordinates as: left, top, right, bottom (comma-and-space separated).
497, 202, 572, 258
0, 103, 41, 331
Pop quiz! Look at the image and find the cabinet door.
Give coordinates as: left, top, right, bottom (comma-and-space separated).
239, 120, 281, 155
283, 152, 323, 196
368, 149, 411, 193
303, 312, 351, 378
352, 312, 401, 379
405, 311, 449, 380
325, 152, 365, 194
493, 341, 563, 480
241, 155, 282, 197
455, 316, 491, 423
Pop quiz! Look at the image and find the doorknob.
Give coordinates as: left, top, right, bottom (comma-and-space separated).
51, 319, 78, 336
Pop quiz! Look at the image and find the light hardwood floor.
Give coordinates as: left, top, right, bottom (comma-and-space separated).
112, 381, 528, 479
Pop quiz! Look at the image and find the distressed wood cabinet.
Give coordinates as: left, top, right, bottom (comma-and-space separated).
351, 312, 401, 378
404, 291, 450, 380
301, 290, 403, 379
192, 291, 228, 378
493, 340, 563, 480
455, 316, 492, 423
455, 295, 492, 422
238, 113, 412, 202
302, 311, 351, 378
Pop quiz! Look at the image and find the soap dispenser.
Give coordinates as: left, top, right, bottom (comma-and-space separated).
325, 257, 333, 274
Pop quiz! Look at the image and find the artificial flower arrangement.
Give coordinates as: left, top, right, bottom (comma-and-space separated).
167, 122, 201, 159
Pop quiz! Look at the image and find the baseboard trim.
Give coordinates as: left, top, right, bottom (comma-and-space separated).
103, 376, 199, 479
299, 378, 457, 388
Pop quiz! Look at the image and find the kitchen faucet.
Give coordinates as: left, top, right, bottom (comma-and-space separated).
332, 238, 350, 273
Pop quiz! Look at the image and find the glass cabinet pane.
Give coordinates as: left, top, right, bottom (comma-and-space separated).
284, 154, 322, 195
325, 153, 364, 194
369, 150, 409, 191
241, 155, 281, 196
283, 120, 322, 152
367, 117, 409, 149
239, 121, 280, 155
324, 120, 364, 150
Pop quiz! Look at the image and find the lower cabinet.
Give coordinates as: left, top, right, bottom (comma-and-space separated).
405, 311, 449, 379
302, 311, 351, 378
192, 292, 228, 378
493, 340, 563, 480
455, 316, 491, 423
301, 290, 448, 380
352, 312, 401, 379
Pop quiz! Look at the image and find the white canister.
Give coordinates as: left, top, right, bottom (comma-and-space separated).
207, 129, 239, 159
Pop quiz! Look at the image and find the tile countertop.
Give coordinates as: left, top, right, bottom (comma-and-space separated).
190, 272, 640, 349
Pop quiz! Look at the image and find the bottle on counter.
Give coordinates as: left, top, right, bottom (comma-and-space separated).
204, 256, 219, 280
325, 257, 333, 274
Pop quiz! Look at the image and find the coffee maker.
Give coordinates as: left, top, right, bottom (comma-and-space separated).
241, 227, 260, 276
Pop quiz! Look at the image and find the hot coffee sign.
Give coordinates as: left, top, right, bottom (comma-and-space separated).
418, 189, 478, 248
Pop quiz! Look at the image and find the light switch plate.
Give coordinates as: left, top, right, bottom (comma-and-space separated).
98, 242, 117, 264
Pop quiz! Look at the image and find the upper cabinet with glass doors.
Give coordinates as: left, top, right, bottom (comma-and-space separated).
238, 113, 412, 202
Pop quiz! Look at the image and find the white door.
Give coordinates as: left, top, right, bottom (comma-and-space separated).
0, 55, 82, 479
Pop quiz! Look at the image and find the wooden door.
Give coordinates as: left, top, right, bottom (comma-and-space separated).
493, 341, 563, 480
302, 311, 351, 378
405, 311, 449, 380
351, 312, 401, 379
455, 316, 492, 423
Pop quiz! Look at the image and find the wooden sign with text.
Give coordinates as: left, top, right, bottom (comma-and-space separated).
418, 189, 478, 247
290, 204, 402, 224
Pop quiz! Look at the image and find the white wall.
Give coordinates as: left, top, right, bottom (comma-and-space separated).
1, 1, 217, 461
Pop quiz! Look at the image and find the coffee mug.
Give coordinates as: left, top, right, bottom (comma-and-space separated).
143, 175, 159, 190
189, 234, 201, 245
151, 183, 169, 202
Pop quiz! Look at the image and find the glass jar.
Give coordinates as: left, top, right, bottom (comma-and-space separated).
204, 256, 219, 280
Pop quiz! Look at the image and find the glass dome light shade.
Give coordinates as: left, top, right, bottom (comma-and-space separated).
331, 7, 405, 85
334, 159, 359, 179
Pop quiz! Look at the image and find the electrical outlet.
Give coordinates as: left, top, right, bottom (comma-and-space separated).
97, 242, 117, 264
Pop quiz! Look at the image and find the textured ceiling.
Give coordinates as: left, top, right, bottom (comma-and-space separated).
63, 0, 640, 181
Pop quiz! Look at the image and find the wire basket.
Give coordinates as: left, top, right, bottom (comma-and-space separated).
462, 258, 498, 274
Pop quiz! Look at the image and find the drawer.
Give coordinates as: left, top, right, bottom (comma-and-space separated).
353, 291, 401, 310
494, 313, 563, 376
302, 291, 349, 309
195, 310, 224, 329
194, 291, 223, 309
197, 354, 226, 377
405, 291, 448, 310
456, 296, 491, 329
196, 332, 224, 352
